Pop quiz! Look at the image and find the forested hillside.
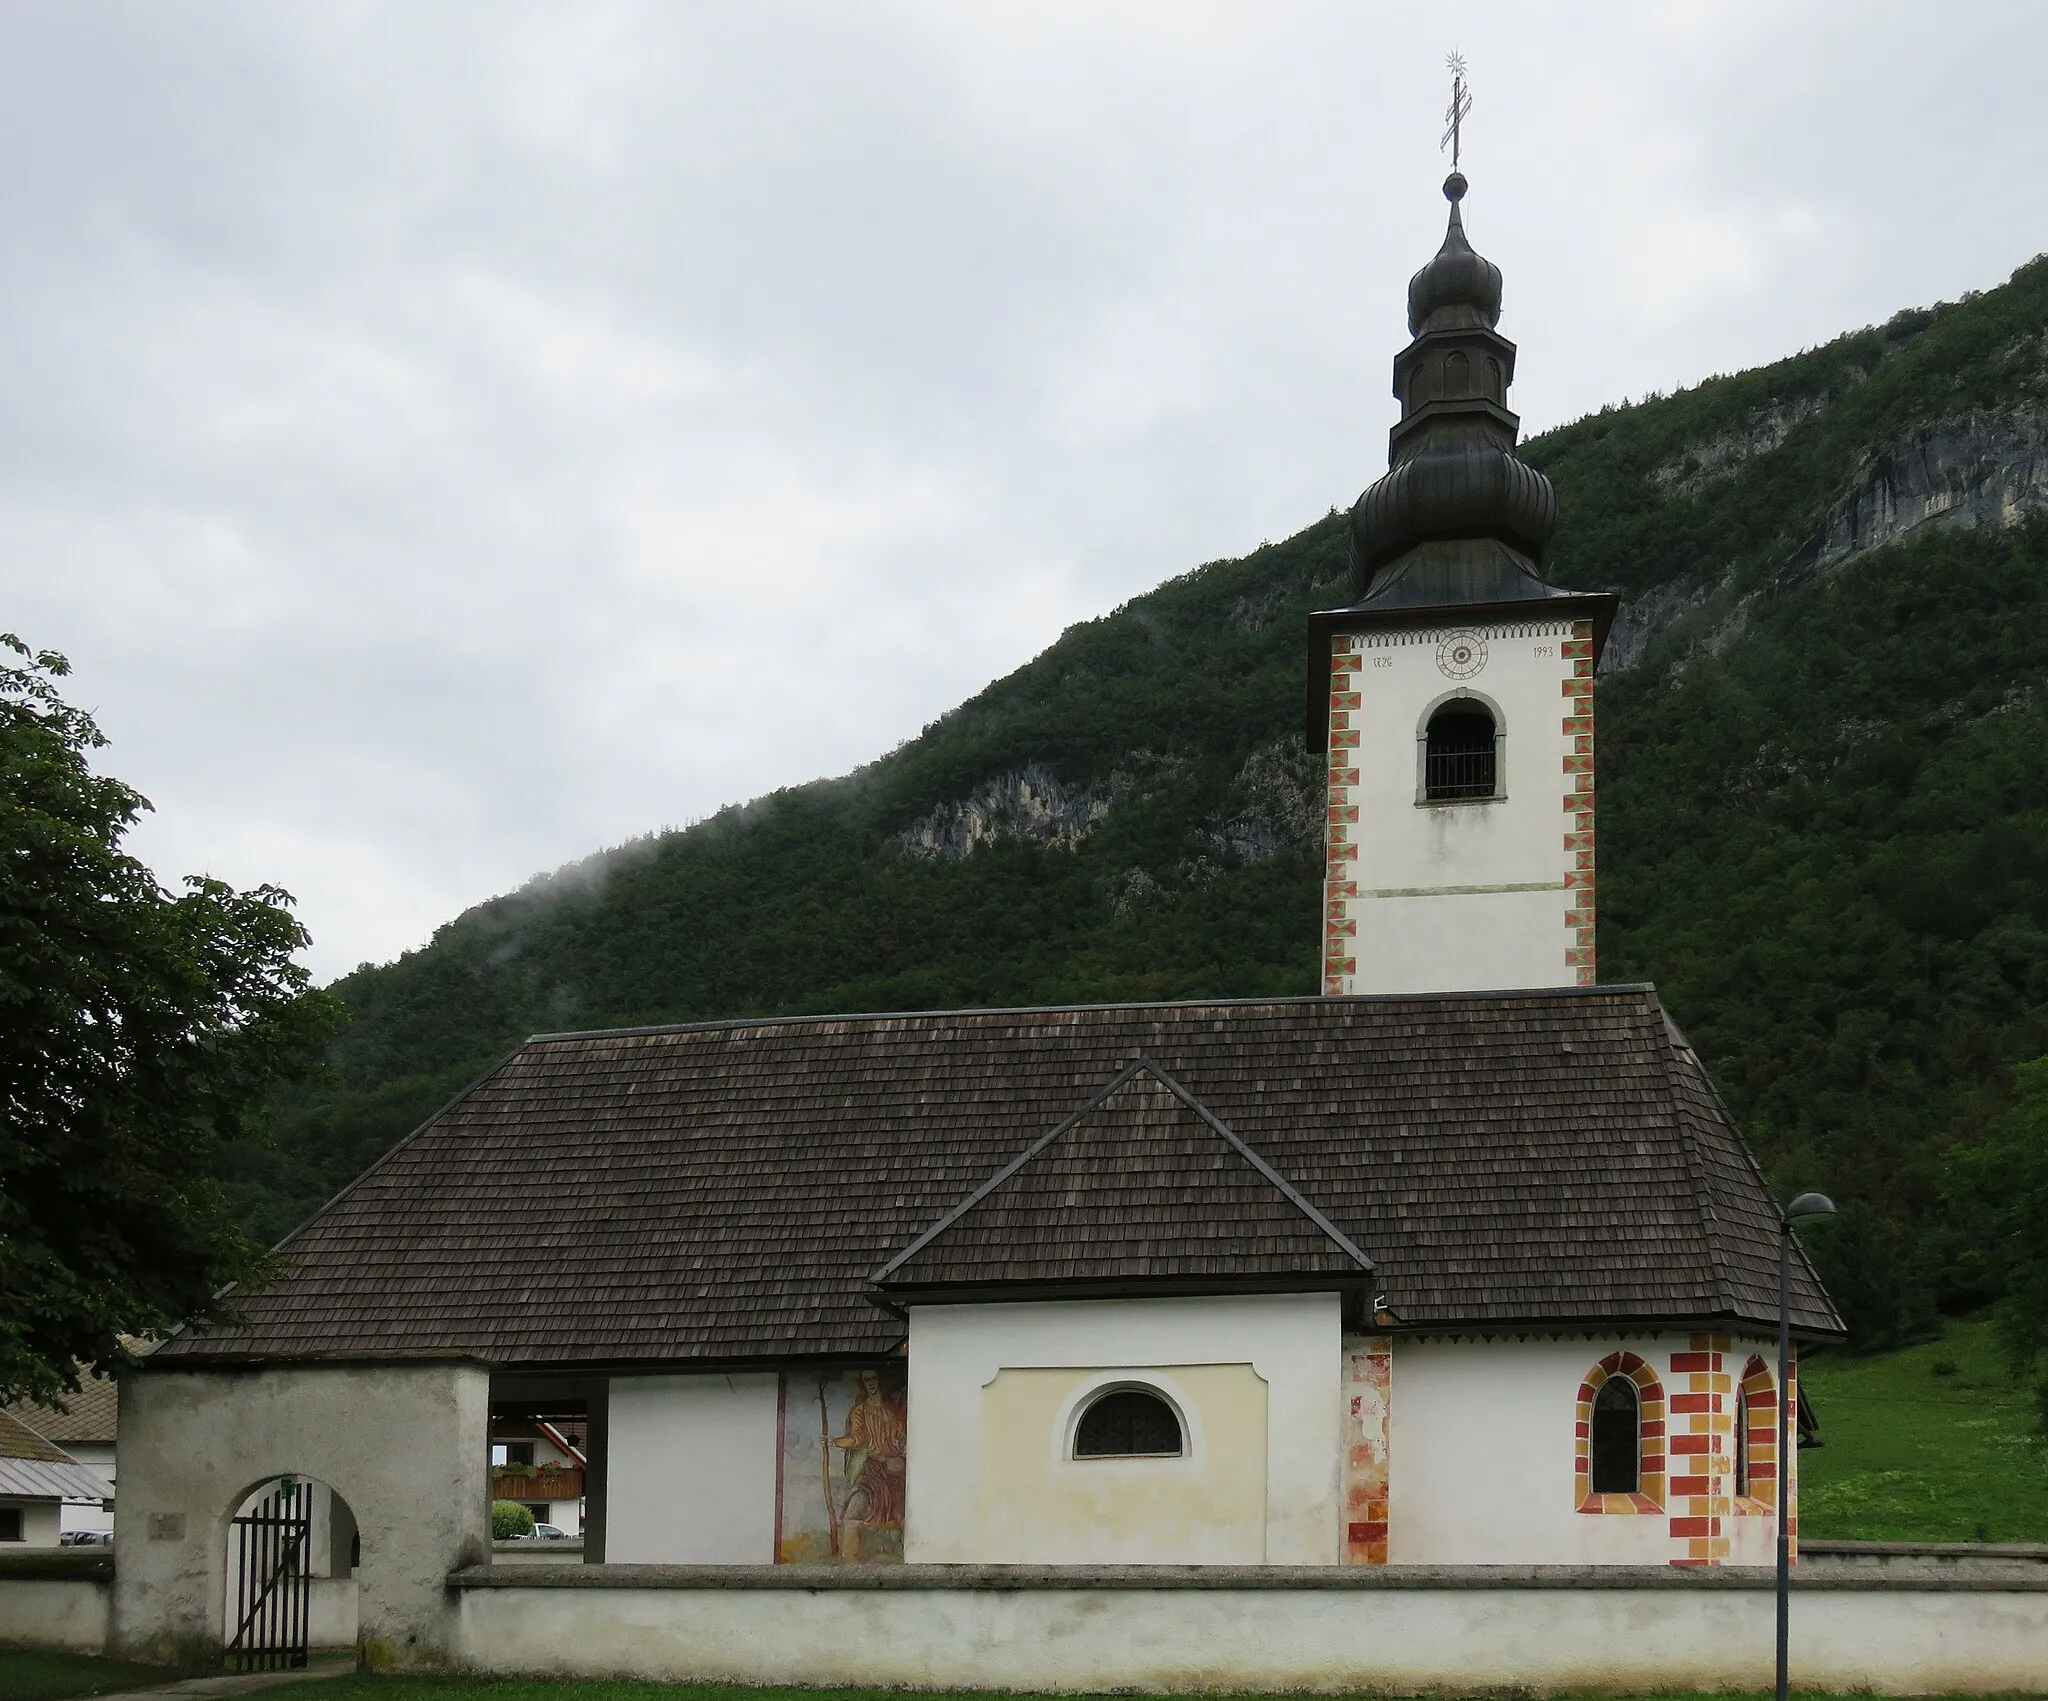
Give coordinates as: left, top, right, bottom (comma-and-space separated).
227, 254, 2048, 1352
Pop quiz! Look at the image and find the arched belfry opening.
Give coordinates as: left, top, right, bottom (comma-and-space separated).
223, 1475, 360, 1669
1422, 699, 1499, 802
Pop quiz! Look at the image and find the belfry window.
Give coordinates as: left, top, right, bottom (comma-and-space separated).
1075, 1388, 1183, 1459
1424, 701, 1498, 801
1590, 1377, 1640, 1494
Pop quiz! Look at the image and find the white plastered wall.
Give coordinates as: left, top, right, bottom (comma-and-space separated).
1388, 1333, 1785, 1565
907, 1294, 1341, 1565
0, 1577, 111, 1652
605, 1374, 779, 1564
1326, 619, 1582, 994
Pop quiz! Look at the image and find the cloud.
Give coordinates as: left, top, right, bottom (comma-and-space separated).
4, 1, 2044, 978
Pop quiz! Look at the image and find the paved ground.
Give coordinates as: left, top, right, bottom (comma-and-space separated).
96, 1662, 356, 1700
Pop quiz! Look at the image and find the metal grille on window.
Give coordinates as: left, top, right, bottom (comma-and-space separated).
1425, 704, 1497, 800
1735, 1388, 1750, 1497
1075, 1389, 1183, 1458
1590, 1377, 1640, 1494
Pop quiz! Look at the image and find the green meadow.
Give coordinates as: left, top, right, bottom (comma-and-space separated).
1797, 1314, 2048, 1542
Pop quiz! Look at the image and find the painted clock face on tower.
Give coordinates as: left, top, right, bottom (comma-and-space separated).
1436, 630, 1488, 679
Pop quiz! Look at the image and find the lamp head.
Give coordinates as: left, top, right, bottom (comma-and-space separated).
1785, 1192, 1836, 1224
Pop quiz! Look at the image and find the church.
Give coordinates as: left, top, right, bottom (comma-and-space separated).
95, 167, 1874, 1683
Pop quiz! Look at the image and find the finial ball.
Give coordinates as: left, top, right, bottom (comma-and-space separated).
1443, 171, 1468, 203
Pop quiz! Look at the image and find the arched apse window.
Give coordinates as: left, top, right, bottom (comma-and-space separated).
1074, 1388, 1183, 1459
1734, 1387, 1750, 1498
1737, 1356, 1778, 1506
1575, 1351, 1666, 1514
1590, 1378, 1640, 1493
1423, 699, 1499, 801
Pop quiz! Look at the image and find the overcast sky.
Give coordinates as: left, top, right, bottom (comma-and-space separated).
7, 2, 2046, 981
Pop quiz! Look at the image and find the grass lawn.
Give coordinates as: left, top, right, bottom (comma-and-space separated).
1798, 1314, 2048, 1542
0, 1646, 187, 1701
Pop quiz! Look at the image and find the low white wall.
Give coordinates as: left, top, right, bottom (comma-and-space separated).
908, 1295, 1340, 1565
309, 1577, 358, 1650
0, 1568, 343, 1656
449, 1569, 2048, 1694
493, 1541, 585, 1567
0, 1576, 112, 1653
605, 1374, 778, 1564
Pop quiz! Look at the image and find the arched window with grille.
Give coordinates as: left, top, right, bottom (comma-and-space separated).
1575, 1351, 1665, 1513
1422, 698, 1499, 802
1074, 1387, 1183, 1459
1589, 1376, 1640, 1493
1734, 1387, 1751, 1498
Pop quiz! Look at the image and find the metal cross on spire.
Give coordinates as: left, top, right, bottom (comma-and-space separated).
1441, 52, 1472, 171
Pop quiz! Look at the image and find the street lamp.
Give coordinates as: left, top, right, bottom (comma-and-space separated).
1776, 1191, 1834, 1701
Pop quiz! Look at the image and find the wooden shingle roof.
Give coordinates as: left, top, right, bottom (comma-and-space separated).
158, 986, 1842, 1369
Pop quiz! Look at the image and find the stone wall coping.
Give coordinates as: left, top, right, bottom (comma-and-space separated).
0, 1550, 113, 1582
1802, 1538, 2048, 1562
447, 1561, 2048, 1594
492, 1541, 585, 1554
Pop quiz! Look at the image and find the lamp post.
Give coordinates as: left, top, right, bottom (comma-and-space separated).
1776, 1191, 1834, 1701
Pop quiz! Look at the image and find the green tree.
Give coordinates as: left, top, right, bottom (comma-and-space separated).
1949, 1056, 2048, 1428
0, 636, 342, 1404
491, 1500, 535, 1540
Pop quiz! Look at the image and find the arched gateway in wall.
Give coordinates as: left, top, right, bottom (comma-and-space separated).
110, 1360, 490, 1671
222, 1476, 360, 1669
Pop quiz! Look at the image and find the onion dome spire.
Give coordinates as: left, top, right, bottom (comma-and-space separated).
1347, 172, 1562, 609
1406, 172, 1502, 335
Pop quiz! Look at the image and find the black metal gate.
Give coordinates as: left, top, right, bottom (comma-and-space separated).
227, 1479, 311, 1671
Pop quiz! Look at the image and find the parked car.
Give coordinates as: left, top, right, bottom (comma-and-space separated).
530, 1523, 571, 1540
59, 1531, 112, 1546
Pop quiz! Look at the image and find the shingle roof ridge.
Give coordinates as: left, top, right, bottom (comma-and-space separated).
1655, 1002, 1738, 1321
871, 1057, 1376, 1287
1661, 1008, 1843, 1337
1138, 1063, 1376, 1273
526, 982, 1664, 1047
869, 1058, 1151, 1284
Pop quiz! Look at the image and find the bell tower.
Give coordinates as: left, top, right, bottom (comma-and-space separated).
1307, 170, 1617, 996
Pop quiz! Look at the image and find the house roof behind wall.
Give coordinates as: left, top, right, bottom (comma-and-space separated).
3, 1372, 118, 1446
0, 1407, 77, 1463
154, 986, 1843, 1368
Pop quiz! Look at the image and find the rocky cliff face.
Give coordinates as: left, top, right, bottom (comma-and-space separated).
898, 763, 1119, 859
1607, 408, 2048, 673
1205, 739, 1322, 861
1653, 395, 1835, 497
1792, 408, 2048, 578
